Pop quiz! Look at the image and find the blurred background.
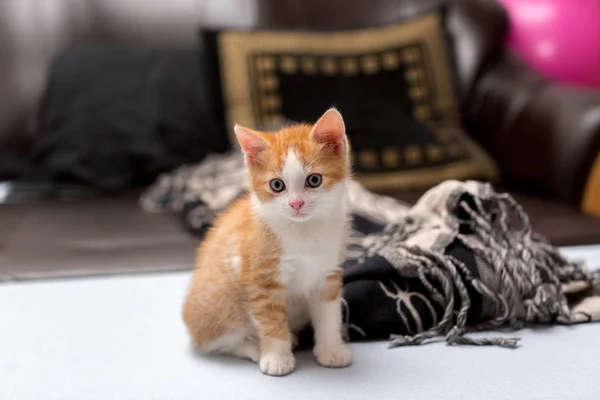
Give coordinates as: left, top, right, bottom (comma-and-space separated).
0, 0, 599, 281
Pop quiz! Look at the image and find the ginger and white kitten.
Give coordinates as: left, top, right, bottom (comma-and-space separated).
182, 108, 352, 376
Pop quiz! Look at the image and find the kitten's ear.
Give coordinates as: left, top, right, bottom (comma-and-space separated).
234, 125, 269, 164
310, 108, 346, 155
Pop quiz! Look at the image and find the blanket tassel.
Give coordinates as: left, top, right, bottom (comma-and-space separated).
389, 327, 521, 349
447, 335, 521, 349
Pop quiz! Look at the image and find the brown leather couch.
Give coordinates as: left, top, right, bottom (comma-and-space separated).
1, 0, 600, 282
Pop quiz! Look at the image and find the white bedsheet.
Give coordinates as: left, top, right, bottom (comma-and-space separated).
1, 246, 599, 400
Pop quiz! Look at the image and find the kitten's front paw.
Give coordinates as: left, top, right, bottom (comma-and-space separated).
259, 353, 296, 376
314, 343, 352, 368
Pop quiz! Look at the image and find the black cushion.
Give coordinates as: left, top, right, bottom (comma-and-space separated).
202, 11, 498, 191
29, 45, 229, 190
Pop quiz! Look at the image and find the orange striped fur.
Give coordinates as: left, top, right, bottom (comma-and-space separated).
182, 109, 353, 376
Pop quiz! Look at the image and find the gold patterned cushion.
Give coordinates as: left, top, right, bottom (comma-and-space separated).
202, 11, 498, 190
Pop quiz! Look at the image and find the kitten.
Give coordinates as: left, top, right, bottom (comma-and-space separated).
182, 108, 352, 376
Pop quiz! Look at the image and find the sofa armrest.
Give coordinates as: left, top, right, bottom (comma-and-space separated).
465, 53, 600, 210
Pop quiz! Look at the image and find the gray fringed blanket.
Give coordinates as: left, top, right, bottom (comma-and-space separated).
141, 151, 600, 348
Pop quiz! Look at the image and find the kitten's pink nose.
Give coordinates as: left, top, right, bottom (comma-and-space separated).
289, 200, 305, 211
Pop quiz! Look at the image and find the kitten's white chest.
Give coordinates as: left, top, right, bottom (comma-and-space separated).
278, 222, 344, 295
277, 223, 344, 332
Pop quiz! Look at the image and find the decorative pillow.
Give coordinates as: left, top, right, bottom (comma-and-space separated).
202, 11, 498, 191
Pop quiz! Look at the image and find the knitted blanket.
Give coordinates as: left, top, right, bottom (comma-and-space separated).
141, 151, 600, 348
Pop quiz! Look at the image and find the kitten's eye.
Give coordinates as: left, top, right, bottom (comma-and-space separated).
306, 173, 323, 188
269, 179, 286, 192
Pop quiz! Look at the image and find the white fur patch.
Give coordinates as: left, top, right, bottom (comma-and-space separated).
229, 255, 241, 276
277, 214, 347, 335
196, 330, 247, 354
281, 151, 306, 192
196, 328, 260, 362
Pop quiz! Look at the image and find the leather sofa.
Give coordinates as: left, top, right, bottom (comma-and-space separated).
1, 0, 600, 281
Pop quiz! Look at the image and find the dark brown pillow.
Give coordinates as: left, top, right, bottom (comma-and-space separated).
202, 11, 498, 191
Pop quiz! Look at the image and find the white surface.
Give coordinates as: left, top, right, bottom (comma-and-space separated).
0, 246, 599, 400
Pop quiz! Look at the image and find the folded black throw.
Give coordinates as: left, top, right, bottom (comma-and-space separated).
141, 151, 600, 348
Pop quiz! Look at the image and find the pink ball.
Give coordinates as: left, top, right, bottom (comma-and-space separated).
499, 0, 600, 88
